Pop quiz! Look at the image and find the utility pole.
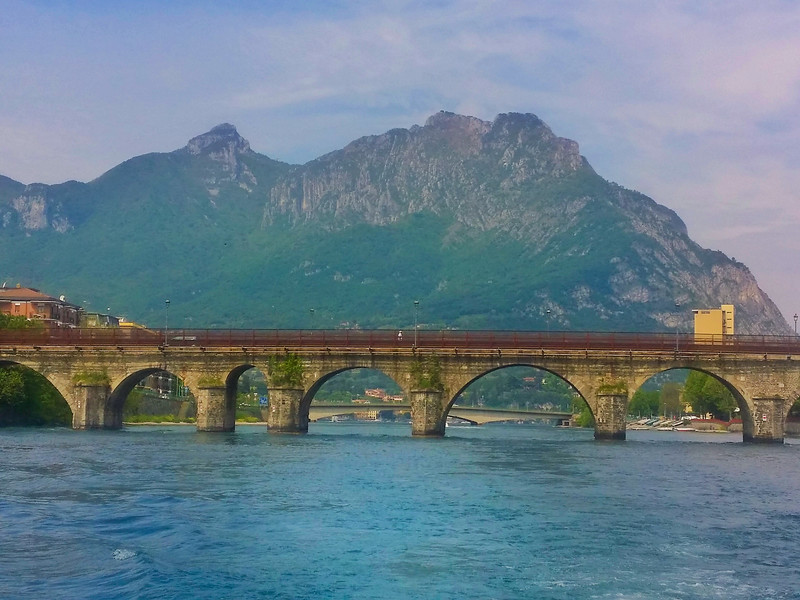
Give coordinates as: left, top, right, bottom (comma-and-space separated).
164, 299, 170, 346
414, 300, 419, 348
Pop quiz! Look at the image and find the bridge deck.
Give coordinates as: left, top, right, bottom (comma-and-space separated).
2, 328, 800, 355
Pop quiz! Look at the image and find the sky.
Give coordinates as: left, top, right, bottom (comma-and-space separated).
1, 0, 799, 324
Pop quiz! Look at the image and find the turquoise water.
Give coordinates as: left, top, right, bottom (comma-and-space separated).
1, 423, 799, 599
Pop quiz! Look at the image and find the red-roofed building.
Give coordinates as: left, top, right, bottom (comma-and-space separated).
0, 285, 81, 327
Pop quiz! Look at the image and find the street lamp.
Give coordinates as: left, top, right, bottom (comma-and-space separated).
546, 309, 551, 336
794, 313, 798, 335
309, 308, 315, 328
164, 299, 170, 346
675, 302, 680, 352
414, 300, 419, 348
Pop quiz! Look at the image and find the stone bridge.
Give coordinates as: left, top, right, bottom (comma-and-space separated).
1, 328, 799, 442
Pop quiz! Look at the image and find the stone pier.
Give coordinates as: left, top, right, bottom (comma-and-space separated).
410, 389, 446, 437
593, 393, 627, 440
268, 387, 306, 433
196, 385, 234, 432
71, 383, 113, 430
743, 397, 786, 443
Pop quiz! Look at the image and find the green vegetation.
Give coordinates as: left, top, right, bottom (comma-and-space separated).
789, 397, 800, 418
268, 354, 305, 387
628, 382, 683, 417
457, 367, 574, 411
71, 371, 110, 386
683, 371, 737, 420
0, 365, 72, 426
1, 115, 773, 335
628, 389, 660, 417
197, 375, 225, 388
596, 379, 628, 395
660, 383, 682, 417
0, 314, 41, 329
314, 369, 401, 402
409, 355, 444, 391
572, 397, 595, 427
235, 410, 261, 423
627, 370, 738, 420
122, 385, 196, 423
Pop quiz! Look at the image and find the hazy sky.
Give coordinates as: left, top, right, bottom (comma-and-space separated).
2, 0, 799, 323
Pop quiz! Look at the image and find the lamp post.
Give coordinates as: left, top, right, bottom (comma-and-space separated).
414, 300, 419, 348
546, 309, 551, 336
164, 299, 170, 347
794, 313, 798, 335
309, 308, 315, 328
675, 302, 680, 352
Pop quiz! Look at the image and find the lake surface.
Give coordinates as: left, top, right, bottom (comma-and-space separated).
1, 423, 799, 599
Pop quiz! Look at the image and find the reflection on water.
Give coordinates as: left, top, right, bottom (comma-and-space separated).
1, 423, 799, 599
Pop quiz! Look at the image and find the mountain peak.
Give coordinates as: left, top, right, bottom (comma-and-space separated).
424, 111, 488, 130
185, 123, 250, 156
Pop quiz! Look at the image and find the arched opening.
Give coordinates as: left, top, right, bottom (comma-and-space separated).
449, 365, 584, 427
112, 369, 195, 425
630, 368, 744, 432
227, 365, 268, 423
0, 361, 71, 427
786, 397, 800, 436
304, 368, 408, 425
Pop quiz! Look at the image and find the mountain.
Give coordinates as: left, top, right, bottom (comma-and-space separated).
0, 112, 789, 334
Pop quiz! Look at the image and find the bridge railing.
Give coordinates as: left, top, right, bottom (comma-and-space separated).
2, 327, 800, 354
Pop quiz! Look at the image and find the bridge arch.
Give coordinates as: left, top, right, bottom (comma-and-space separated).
630, 366, 746, 418
0, 359, 72, 426
629, 364, 794, 442
225, 364, 268, 423
446, 364, 584, 423
105, 368, 193, 428
301, 366, 407, 424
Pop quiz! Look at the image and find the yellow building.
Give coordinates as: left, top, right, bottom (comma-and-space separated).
693, 304, 734, 340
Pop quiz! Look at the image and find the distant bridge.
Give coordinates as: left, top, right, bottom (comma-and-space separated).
308, 403, 572, 425
1, 328, 799, 442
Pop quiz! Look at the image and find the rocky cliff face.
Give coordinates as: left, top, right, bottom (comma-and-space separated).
265, 112, 585, 231
0, 112, 789, 334
0, 181, 82, 233
184, 123, 259, 191
261, 111, 788, 334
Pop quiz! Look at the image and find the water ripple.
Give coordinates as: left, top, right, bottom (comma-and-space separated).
2, 424, 800, 599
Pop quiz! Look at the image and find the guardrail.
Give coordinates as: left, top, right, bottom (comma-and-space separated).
2, 328, 800, 355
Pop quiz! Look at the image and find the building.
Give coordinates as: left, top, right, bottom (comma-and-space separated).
80, 312, 120, 328
0, 285, 81, 327
693, 304, 735, 339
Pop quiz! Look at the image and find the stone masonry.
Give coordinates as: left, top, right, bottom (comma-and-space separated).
2, 344, 799, 442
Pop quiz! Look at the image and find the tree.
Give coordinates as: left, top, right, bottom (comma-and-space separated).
789, 397, 800, 418
0, 367, 27, 424
661, 382, 683, 417
0, 314, 38, 329
458, 367, 575, 410
628, 389, 660, 416
0, 366, 71, 426
683, 371, 737, 420
572, 396, 595, 427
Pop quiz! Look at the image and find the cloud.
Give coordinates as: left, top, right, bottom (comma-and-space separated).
1, 0, 799, 319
